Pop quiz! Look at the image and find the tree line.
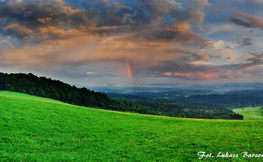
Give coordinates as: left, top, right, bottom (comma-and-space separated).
107, 93, 244, 119
0, 72, 243, 120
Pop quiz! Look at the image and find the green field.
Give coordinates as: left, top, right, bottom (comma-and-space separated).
1, 91, 263, 161
233, 107, 263, 120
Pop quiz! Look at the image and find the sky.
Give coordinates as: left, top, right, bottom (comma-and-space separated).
1, 0, 263, 88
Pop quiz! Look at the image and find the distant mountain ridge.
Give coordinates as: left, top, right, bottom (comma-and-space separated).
0, 72, 243, 120
76, 83, 263, 94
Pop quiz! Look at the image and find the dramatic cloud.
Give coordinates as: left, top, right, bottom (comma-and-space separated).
224, 45, 235, 50
0, 0, 210, 66
111, 28, 211, 49
237, 38, 252, 46
144, 52, 263, 80
229, 11, 263, 30
144, 61, 239, 80
0, 0, 263, 86
249, 51, 263, 56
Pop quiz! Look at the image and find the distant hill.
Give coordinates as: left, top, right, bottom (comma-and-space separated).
0, 72, 243, 119
77, 82, 263, 94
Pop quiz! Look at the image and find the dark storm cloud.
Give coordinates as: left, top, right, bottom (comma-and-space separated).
85, 1, 152, 27
0, 0, 214, 82
224, 45, 235, 50
228, 11, 263, 30
150, 61, 218, 73
0, 0, 88, 43
228, 17, 252, 28
0, 0, 134, 36
237, 38, 252, 46
0, 0, 207, 43
137, 51, 263, 80
248, 51, 263, 56
112, 29, 211, 49
222, 53, 263, 71
208, 55, 221, 59
0, 2, 61, 28
247, 53, 263, 64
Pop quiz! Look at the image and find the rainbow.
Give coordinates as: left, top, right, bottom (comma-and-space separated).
126, 61, 133, 84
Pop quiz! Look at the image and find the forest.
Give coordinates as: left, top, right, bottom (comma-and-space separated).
108, 88, 263, 109
183, 91, 263, 108
107, 94, 244, 119
0, 72, 243, 120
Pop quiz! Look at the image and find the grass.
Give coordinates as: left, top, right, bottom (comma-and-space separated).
233, 107, 263, 120
0, 91, 263, 161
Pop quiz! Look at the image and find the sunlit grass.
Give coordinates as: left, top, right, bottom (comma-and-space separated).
0, 91, 263, 161
233, 107, 263, 120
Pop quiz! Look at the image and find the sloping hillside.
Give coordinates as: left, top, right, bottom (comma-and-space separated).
233, 107, 263, 120
0, 91, 262, 161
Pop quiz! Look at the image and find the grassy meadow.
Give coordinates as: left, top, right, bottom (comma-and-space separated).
0, 91, 263, 161
233, 107, 263, 120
